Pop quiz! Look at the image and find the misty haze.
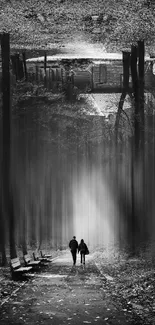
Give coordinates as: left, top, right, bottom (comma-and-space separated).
1, 1, 155, 324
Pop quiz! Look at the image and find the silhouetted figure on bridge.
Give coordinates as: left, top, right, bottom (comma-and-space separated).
78, 239, 89, 265
69, 236, 78, 266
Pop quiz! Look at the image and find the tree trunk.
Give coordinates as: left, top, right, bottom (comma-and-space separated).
115, 52, 130, 144
130, 43, 145, 255
22, 203, 27, 256
18, 56, 24, 79
138, 41, 145, 151
11, 54, 19, 81
138, 40, 146, 242
30, 201, 36, 247
44, 51, 47, 87
10, 55, 17, 79
11, 53, 24, 80
22, 52, 27, 81
115, 52, 131, 249
0, 207, 7, 265
1, 33, 17, 259
9, 197, 17, 258
0, 144, 7, 265
38, 208, 42, 251
131, 45, 140, 155
129, 45, 139, 255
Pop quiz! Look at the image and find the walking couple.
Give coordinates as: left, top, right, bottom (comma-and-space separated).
69, 236, 89, 266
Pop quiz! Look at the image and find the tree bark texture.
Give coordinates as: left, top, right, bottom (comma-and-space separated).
131, 45, 140, 155
22, 52, 27, 81
11, 53, 24, 80
129, 42, 145, 254
44, 51, 47, 87
138, 40, 146, 239
1, 33, 17, 259
115, 52, 131, 146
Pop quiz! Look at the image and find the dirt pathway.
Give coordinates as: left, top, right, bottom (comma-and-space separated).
0, 253, 141, 324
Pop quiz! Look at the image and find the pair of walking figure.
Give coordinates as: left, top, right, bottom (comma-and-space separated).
69, 236, 89, 266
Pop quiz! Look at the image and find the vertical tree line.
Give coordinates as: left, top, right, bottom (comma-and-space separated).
115, 40, 146, 255
0, 33, 17, 263
130, 41, 145, 253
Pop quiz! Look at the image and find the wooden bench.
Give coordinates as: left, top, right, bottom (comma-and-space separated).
33, 252, 49, 266
40, 251, 52, 260
23, 254, 41, 267
11, 257, 32, 278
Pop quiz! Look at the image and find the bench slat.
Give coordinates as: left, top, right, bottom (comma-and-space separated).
28, 261, 40, 265
11, 257, 32, 274
33, 252, 48, 262
11, 257, 21, 269
14, 267, 32, 272
11, 261, 21, 269
24, 254, 30, 263
11, 257, 20, 263
40, 251, 52, 258
24, 254, 40, 266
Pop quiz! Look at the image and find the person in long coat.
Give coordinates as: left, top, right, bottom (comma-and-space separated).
78, 239, 89, 265
69, 236, 78, 266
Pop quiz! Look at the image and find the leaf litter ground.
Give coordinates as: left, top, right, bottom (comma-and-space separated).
94, 248, 155, 325
0, 250, 153, 324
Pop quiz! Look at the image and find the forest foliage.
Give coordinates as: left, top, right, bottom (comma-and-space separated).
0, 0, 155, 51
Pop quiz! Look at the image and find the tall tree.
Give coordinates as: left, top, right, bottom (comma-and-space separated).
22, 52, 27, 81
130, 41, 145, 252
100, 0, 152, 254
0, 191, 7, 265
115, 51, 131, 146
114, 51, 133, 250
44, 51, 47, 87
1, 33, 17, 259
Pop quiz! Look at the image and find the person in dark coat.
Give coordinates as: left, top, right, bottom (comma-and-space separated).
78, 239, 89, 265
69, 236, 78, 266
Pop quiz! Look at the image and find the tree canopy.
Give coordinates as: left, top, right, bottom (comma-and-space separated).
100, 0, 155, 48
0, 0, 155, 51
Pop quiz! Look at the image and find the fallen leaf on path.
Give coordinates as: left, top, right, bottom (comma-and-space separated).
132, 303, 143, 309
